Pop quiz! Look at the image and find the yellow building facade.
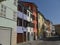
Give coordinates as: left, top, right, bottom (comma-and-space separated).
38, 12, 45, 39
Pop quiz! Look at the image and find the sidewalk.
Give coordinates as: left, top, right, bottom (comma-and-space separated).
17, 40, 43, 45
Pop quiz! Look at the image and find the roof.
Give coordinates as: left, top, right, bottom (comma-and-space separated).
54, 24, 60, 26
18, 1, 32, 13
18, 0, 38, 8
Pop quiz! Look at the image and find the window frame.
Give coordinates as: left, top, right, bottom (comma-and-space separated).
0, 4, 6, 17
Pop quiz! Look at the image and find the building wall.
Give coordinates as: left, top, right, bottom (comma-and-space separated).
27, 10, 32, 22
44, 20, 52, 37
17, 3, 27, 43
23, 2, 38, 40
54, 25, 60, 36
38, 12, 44, 38
51, 25, 55, 36
0, 0, 17, 45
26, 27, 33, 41
17, 3, 33, 43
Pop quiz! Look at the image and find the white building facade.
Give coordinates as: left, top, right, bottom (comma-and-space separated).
17, 1, 34, 43
0, 0, 17, 45
26, 10, 34, 41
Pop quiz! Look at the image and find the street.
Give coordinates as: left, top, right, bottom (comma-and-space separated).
17, 40, 60, 45
37, 41, 60, 45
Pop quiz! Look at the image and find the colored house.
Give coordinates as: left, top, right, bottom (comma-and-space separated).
38, 12, 45, 39
20, 1, 38, 40
0, 0, 17, 45
48, 22, 55, 36
54, 24, 60, 36
17, 1, 34, 43
44, 19, 53, 37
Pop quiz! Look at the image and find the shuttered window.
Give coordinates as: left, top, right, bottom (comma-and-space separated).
0, 4, 6, 17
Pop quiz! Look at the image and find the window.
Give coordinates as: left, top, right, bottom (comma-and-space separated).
24, 9, 27, 14
0, 5, 6, 17
13, 11, 17, 21
28, 22, 34, 27
27, 11, 29, 16
30, 14, 32, 18
23, 20, 27, 27
38, 15, 40, 19
14, 0, 17, 6
27, 22, 30, 27
18, 5, 22, 12
26, 22, 34, 27
38, 23, 40, 28
17, 18, 22, 26
31, 23, 34, 27
27, 32, 30, 41
31, 15, 35, 20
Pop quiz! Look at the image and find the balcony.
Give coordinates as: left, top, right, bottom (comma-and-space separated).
17, 11, 27, 21
26, 27, 33, 32
17, 11, 32, 22
17, 26, 23, 33
17, 26, 27, 33
27, 17, 31, 22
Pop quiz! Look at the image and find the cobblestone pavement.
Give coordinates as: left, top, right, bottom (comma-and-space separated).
17, 40, 60, 45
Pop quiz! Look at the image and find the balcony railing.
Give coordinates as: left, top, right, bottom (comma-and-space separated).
17, 26, 23, 33
17, 11, 33, 22
17, 11, 27, 20
26, 27, 33, 32
17, 26, 27, 33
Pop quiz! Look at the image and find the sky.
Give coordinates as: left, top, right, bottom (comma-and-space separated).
22, 0, 60, 25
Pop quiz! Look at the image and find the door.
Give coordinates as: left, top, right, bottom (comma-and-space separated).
0, 27, 11, 45
24, 32, 26, 42
30, 32, 33, 41
27, 32, 30, 41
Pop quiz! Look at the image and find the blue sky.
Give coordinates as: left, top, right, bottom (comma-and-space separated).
22, 0, 60, 25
